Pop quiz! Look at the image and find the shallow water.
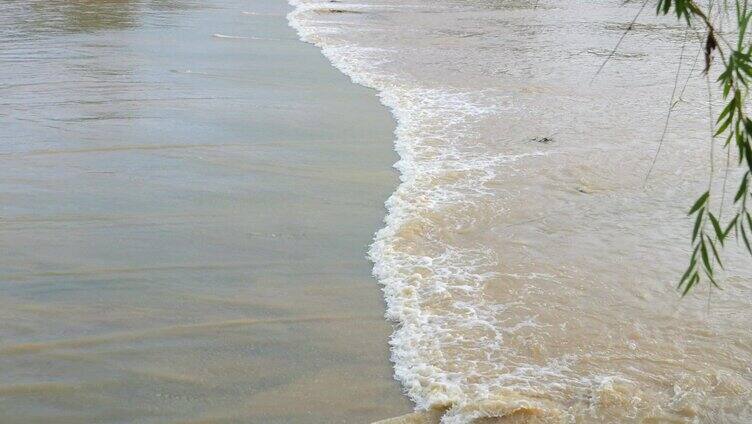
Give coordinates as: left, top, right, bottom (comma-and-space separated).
0, 0, 411, 422
288, 0, 752, 422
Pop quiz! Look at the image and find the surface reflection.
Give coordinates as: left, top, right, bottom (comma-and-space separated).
1, 0, 197, 37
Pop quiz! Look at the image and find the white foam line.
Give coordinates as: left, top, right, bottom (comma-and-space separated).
212, 33, 247, 39
286, 2, 548, 422
287, 0, 477, 415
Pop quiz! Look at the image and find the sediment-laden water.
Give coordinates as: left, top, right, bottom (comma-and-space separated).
288, 1, 752, 422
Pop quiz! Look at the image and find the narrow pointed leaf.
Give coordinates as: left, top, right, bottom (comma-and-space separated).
709, 212, 724, 243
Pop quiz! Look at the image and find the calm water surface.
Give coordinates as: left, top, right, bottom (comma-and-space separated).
0, 0, 410, 422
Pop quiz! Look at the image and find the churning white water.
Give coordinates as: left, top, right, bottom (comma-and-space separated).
288, 0, 752, 422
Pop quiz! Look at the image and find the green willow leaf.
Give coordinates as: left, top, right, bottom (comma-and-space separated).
708, 212, 724, 243
692, 211, 704, 242
735, 174, 749, 202
724, 215, 739, 238
688, 192, 709, 215
700, 239, 713, 276
708, 237, 724, 269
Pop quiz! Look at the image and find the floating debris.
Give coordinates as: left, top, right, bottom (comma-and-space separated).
530, 136, 554, 143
